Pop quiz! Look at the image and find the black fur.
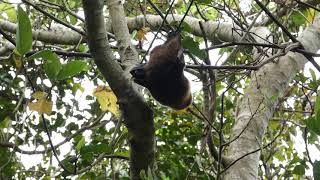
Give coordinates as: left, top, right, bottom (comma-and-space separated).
130, 33, 191, 110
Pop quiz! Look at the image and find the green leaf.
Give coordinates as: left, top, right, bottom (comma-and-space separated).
306, 117, 320, 135
306, 93, 320, 135
315, 93, 320, 122
76, 136, 86, 152
314, 161, 320, 179
27, 50, 55, 61
66, 122, 79, 131
0, 4, 16, 21
292, 164, 305, 175
291, 11, 305, 26
80, 144, 110, 154
57, 61, 88, 80
16, 6, 32, 55
309, 68, 317, 82
28, 50, 62, 80
182, 36, 206, 60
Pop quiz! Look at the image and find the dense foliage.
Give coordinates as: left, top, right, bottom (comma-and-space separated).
0, 0, 319, 179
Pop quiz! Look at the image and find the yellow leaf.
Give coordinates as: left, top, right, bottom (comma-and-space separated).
31, 91, 48, 99
28, 99, 53, 115
306, 8, 316, 24
93, 86, 120, 117
136, 28, 150, 41
12, 51, 22, 70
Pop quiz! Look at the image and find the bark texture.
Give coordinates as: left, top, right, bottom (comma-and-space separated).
224, 15, 320, 179
82, 1, 154, 179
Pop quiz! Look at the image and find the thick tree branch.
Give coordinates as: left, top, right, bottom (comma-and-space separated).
0, 20, 84, 45
82, 1, 154, 180
224, 15, 320, 179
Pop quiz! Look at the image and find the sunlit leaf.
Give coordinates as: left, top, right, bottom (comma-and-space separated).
31, 91, 48, 99
306, 9, 316, 24
136, 27, 150, 41
0, 4, 16, 21
93, 86, 120, 117
28, 99, 53, 115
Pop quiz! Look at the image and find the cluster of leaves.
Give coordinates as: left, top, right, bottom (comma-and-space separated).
0, 5, 123, 179
0, 0, 320, 179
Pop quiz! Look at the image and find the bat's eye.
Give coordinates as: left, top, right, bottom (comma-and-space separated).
130, 66, 145, 79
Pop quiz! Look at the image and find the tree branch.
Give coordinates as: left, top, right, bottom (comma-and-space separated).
82, 1, 154, 180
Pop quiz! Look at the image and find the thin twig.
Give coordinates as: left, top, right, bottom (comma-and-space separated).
140, 0, 176, 63
254, 0, 320, 72
22, 0, 86, 37
219, 120, 286, 175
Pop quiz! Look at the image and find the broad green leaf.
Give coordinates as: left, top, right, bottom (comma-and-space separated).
291, 11, 305, 26
27, 50, 56, 61
292, 164, 305, 175
16, 6, 32, 55
182, 36, 206, 60
28, 50, 62, 80
57, 61, 88, 80
44, 54, 62, 80
80, 144, 109, 154
314, 161, 320, 179
306, 117, 320, 135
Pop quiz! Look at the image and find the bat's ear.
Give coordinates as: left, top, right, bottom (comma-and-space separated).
167, 29, 181, 39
